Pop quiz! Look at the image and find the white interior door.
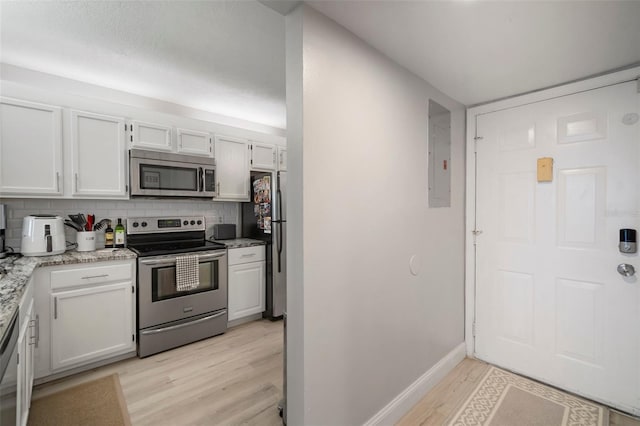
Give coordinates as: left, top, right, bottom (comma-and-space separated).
475, 80, 640, 414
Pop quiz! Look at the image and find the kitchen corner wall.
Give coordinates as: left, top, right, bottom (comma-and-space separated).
2, 198, 238, 251
286, 5, 465, 425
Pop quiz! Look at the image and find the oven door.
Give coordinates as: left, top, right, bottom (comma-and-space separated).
138, 250, 228, 329
130, 157, 216, 198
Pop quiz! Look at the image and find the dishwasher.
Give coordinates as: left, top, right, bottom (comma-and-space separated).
0, 311, 18, 426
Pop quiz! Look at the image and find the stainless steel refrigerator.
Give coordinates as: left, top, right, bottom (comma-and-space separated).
241, 170, 286, 320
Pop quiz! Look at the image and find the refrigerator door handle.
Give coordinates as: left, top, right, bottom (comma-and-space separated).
276, 187, 284, 273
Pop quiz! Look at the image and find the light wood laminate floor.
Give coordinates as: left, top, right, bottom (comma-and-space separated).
398, 357, 640, 426
33, 326, 640, 426
32, 319, 283, 426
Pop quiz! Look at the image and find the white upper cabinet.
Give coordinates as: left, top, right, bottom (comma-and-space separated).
251, 142, 277, 171
70, 110, 127, 198
0, 98, 63, 196
214, 135, 250, 201
177, 128, 213, 157
278, 146, 287, 171
129, 120, 172, 151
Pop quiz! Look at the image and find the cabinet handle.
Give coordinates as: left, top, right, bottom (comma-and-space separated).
81, 274, 109, 280
217, 182, 220, 197
54, 297, 58, 319
241, 253, 257, 258
56, 172, 60, 192
273, 151, 276, 165
74, 173, 79, 193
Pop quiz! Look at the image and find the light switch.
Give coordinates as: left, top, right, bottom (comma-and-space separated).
537, 157, 553, 182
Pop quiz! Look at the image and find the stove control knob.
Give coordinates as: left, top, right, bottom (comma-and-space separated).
197, 220, 202, 225
141, 222, 147, 227
190, 220, 196, 225
183, 220, 189, 226
132, 222, 139, 228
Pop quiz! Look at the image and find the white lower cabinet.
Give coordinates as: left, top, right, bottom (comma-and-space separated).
228, 246, 266, 322
17, 277, 35, 426
34, 260, 136, 379
51, 281, 134, 371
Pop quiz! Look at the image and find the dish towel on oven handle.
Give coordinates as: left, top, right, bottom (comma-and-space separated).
176, 254, 200, 291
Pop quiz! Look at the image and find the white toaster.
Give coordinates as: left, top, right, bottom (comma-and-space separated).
21, 215, 66, 256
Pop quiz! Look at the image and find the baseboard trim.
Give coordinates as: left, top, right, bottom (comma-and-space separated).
364, 342, 467, 426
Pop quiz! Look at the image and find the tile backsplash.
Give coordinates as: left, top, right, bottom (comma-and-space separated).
2, 198, 239, 251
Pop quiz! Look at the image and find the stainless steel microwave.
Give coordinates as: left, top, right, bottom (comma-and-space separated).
130, 149, 217, 198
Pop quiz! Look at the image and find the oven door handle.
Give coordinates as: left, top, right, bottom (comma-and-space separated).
139, 251, 227, 265
140, 311, 226, 335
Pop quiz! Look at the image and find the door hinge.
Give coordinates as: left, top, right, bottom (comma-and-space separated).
472, 229, 483, 244
473, 136, 483, 153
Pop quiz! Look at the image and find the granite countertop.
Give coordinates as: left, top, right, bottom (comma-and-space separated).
0, 248, 137, 344
213, 238, 267, 249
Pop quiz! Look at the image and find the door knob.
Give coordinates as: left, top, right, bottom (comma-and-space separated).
617, 263, 635, 277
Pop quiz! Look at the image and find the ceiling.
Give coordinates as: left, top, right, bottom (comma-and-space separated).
1, 1, 639, 131
0, 1, 286, 129
308, 0, 640, 106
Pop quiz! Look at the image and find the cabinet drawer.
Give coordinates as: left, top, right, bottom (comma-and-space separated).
51, 262, 132, 290
228, 246, 265, 266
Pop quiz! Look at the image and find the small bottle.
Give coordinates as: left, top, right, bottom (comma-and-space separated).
115, 218, 125, 248
104, 221, 114, 248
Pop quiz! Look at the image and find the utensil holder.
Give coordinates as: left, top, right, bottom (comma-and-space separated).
77, 231, 96, 252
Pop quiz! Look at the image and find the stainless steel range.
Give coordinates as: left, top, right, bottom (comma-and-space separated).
126, 216, 228, 358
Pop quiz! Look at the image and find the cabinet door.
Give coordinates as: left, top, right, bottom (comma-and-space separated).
0, 98, 63, 196
51, 282, 134, 371
71, 110, 127, 197
17, 297, 34, 426
177, 128, 213, 157
277, 146, 287, 171
130, 121, 172, 151
214, 135, 250, 201
228, 261, 265, 321
251, 143, 276, 171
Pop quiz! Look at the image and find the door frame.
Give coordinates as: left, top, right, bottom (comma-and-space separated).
464, 66, 640, 357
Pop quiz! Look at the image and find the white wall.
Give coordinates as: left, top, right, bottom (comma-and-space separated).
285, 5, 305, 424
286, 6, 466, 425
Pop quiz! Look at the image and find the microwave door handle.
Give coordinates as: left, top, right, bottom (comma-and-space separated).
198, 167, 204, 192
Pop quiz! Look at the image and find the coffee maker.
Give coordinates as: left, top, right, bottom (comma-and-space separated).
0, 204, 7, 258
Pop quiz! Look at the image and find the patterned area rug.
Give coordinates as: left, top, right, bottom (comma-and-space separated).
448, 367, 606, 426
